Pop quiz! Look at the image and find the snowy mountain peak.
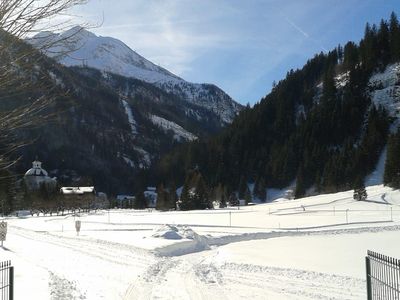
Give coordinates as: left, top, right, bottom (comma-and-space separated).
29, 27, 242, 124
30, 27, 180, 83
64, 25, 96, 38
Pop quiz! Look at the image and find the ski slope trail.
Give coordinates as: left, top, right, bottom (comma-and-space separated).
8, 225, 155, 299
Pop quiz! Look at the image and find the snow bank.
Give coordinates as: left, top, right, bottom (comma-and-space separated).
151, 224, 184, 240
151, 225, 210, 256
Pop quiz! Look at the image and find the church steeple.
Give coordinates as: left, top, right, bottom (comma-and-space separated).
23, 158, 56, 191
25, 158, 48, 177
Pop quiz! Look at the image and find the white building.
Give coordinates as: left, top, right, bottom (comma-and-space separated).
24, 159, 57, 190
116, 195, 135, 207
284, 189, 295, 200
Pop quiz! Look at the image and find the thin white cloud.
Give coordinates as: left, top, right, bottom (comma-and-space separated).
283, 15, 328, 52
284, 16, 309, 38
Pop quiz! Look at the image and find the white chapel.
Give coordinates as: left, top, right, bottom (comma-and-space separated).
24, 159, 57, 190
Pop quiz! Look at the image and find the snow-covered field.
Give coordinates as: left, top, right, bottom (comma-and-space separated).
2, 184, 400, 299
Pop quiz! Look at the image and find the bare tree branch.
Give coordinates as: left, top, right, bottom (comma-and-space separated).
0, 0, 89, 170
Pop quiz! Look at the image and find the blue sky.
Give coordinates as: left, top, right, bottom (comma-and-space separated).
72, 0, 400, 105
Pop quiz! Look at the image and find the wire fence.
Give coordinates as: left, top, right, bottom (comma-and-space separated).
366, 251, 400, 300
0, 261, 13, 300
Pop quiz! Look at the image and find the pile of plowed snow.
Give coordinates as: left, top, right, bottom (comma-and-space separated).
151, 224, 203, 241
151, 225, 210, 256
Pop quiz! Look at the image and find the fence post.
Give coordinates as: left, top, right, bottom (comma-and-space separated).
9, 266, 14, 300
366, 256, 372, 300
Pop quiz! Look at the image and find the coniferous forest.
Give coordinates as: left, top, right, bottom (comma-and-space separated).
153, 12, 400, 206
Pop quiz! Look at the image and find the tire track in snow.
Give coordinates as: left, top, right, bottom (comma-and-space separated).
9, 225, 155, 299
124, 246, 366, 300
10, 225, 154, 267
124, 250, 228, 300
219, 263, 365, 299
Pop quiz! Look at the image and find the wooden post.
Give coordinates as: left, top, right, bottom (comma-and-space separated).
391, 207, 393, 222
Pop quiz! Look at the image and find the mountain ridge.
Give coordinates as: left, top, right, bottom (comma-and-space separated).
29, 26, 242, 124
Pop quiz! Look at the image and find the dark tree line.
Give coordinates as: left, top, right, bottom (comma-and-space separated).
384, 128, 400, 188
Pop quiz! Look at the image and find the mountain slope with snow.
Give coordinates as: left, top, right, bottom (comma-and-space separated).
29, 27, 242, 124
368, 63, 400, 120
31, 27, 181, 83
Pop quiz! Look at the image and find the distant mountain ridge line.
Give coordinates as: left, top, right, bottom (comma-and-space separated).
28, 26, 243, 124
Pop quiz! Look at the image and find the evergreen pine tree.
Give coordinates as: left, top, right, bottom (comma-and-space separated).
133, 191, 147, 209
228, 192, 239, 207
238, 176, 247, 199
179, 169, 211, 210
384, 129, 400, 188
343, 41, 359, 70
353, 177, 367, 201
244, 187, 251, 205
295, 165, 306, 199
214, 183, 227, 208
156, 183, 167, 211
254, 177, 266, 202
166, 183, 178, 210
377, 19, 391, 69
390, 12, 400, 61
337, 44, 343, 63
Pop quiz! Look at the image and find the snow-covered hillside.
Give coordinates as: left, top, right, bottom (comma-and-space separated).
2, 184, 400, 299
313, 64, 400, 116
149, 114, 197, 141
29, 26, 242, 124
369, 63, 400, 119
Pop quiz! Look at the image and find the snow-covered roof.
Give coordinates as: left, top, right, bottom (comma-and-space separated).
60, 187, 95, 195
24, 160, 49, 177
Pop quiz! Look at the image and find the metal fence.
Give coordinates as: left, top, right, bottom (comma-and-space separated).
0, 261, 13, 300
366, 251, 400, 300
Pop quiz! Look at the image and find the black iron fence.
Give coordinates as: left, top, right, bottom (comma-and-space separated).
366, 251, 400, 300
0, 261, 13, 300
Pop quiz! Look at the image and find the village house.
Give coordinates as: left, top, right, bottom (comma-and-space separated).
60, 186, 96, 210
